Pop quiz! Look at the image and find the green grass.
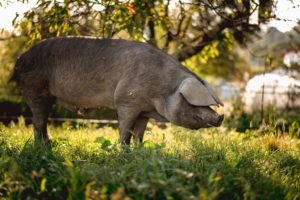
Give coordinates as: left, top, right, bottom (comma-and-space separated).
0, 117, 300, 200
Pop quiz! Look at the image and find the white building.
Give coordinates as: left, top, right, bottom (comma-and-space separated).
283, 51, 300, 68
243, 73, 300, 112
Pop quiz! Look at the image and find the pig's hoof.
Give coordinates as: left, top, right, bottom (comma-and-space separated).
34, 139, 52, 148
121, 144, 132, 152
133, 141, 144, 148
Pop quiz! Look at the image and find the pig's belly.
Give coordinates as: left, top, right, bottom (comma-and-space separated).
49, 82, 115, 109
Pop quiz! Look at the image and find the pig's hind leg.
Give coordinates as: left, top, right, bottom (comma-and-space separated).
22, 87, 54, 144
133, 116, 148, 144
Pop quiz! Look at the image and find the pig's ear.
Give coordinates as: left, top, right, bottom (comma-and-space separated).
200, 79, 224, 106
179, 78, 223, 107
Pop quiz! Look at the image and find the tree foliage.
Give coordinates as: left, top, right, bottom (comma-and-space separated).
184, 48, 250, 81
12, 0, 276, 62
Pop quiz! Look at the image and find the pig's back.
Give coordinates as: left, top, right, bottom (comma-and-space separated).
14, 37, 188, 108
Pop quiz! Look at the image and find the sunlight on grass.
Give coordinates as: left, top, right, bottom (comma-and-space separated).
0, 117, 300, 199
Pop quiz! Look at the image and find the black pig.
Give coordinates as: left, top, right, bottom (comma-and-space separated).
10, 37, 224, 145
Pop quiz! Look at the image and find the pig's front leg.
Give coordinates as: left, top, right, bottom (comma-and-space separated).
117, 106, 141, 146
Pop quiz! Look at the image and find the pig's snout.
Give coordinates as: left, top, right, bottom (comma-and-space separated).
216, 114, 224, 127
207, 114, 224, 127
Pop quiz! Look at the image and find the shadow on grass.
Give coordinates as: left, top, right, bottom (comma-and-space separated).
0, 137, 299, 200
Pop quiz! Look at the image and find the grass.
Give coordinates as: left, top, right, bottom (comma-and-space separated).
0, 117, 300, 200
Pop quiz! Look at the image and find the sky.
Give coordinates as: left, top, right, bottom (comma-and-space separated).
268, 0, 300, 32
0, 0, 300, 33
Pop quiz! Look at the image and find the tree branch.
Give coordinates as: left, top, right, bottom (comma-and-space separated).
144, 1, 159, 46
174, 2, 185, 37
148, 19, 156, 46
181, 15, 192, 39
175, 19, 232, 61
175, 35, 213, 62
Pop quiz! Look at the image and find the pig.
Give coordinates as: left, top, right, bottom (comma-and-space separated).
10, 37, 224, 145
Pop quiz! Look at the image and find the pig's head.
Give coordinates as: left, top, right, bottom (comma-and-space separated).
164, 78, 224, 129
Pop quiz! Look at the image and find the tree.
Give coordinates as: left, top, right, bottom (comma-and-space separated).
12, 0, 276, 62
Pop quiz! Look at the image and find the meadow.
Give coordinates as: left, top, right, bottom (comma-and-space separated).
0, 117, 299, 200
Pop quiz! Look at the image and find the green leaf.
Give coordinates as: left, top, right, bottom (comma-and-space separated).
266, 55, 273, 66
94, 136, 112, 149
94, 136, 106, 144
101, 140, 112, 149
127, 24, 134, 37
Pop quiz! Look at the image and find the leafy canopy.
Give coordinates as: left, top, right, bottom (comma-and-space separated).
12, 0, 276, 61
